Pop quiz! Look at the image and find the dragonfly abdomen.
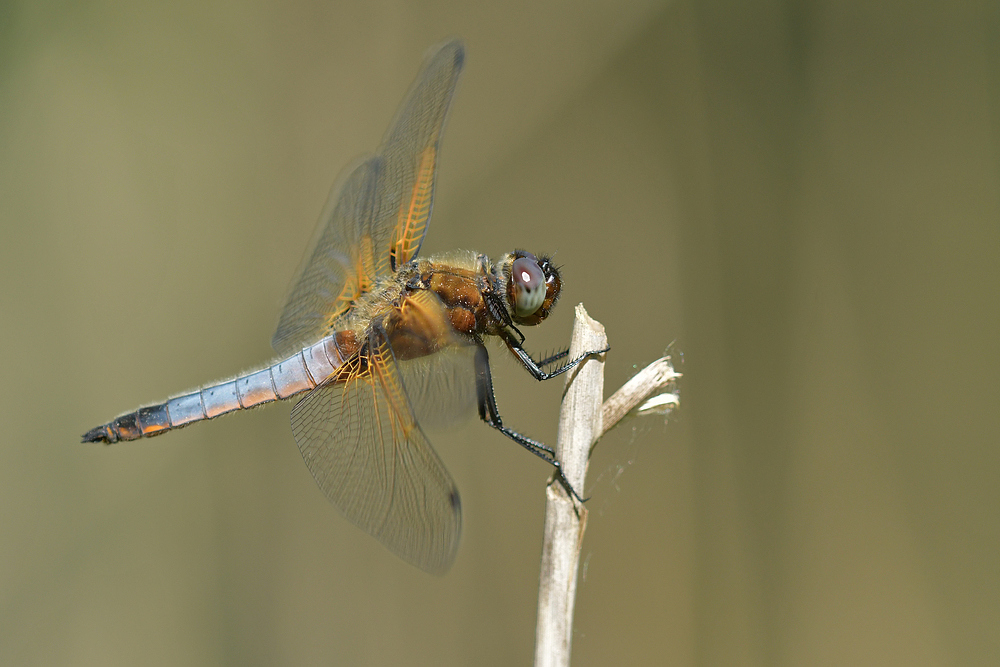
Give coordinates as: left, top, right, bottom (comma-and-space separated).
81, 333, 357, 444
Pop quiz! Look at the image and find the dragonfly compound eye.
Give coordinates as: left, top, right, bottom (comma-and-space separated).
511, 256, 546, 317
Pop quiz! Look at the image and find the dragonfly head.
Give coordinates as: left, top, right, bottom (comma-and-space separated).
502, 250, 562, 326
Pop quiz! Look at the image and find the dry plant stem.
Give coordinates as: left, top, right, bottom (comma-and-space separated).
597, 356, 680, 442
534, 304, 607, 667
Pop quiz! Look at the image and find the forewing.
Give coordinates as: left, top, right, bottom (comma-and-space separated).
370, 39, 465, 277
384, 288, 479, 428
396, 342, 479, 431
271, 157, 381, 356
272, 40, 464, 356
290, 330, 461, 574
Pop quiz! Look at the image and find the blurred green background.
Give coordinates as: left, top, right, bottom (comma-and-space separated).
2, 1, 997, 665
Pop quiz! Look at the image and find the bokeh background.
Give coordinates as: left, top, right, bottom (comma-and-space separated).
2, 1, 997, 665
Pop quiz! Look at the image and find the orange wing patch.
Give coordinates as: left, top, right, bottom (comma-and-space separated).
390, 145, 437, 270
369, 336, 415, 440
324, 235, 379, 333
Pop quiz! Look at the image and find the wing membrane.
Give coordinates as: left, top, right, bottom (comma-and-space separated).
375, 40, 464, 273
395, 340, 479, 431
272, 157, 381, 356
290, 329, 462, 574
273, 40, 465, 356
383, 289, 479, 428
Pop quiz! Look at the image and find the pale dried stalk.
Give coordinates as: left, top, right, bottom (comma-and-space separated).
534, 304, 606, 667
533, 312, 680, 667
597, 355, 681, 443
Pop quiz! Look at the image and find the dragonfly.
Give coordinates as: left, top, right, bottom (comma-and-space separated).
83, 40, 608, 574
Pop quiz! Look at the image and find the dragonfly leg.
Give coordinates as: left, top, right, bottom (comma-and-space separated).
505, 335, 609, 382
474, 345, 587, 503
536, 348, 570, 369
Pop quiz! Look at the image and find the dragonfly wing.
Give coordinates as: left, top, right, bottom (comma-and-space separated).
272, 40, 465, 356
272, 157, 381, 356
372, 40, 465, 275
395, 339, 479, 431
290, 328, 461, 574
381, 288, 479, 428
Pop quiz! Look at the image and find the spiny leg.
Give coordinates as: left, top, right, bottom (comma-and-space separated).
537, 348, 570, 370
504, 333, 609, 382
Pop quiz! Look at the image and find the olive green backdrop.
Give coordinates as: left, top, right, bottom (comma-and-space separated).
2, 1, 996, 665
